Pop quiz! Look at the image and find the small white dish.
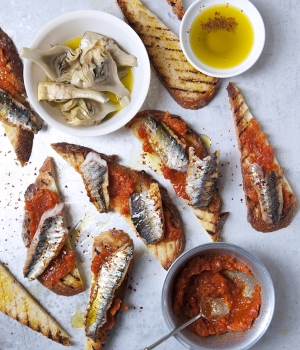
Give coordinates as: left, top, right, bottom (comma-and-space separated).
23, 10, 150, 137
180, 0, 265, 78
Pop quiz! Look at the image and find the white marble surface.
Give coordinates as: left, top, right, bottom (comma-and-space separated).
0, 0, 299, 349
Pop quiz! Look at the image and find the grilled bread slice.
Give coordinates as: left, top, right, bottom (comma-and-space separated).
0, 262, 70, 345
22, 157, 84, 296
0, 28, 37, 166
116, 0, 220, 109
127, 110, 229, 241
52, 142, 185, 270
167, 0, 185, 20
85, 229, 134, 349
227, 82, 298, 231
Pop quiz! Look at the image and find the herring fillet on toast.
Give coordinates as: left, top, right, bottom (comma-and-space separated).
22, 157, 84, 295
51, 142, 184, 270
0, 262, 70, 345
227, 82, 298, 231
127, 110, 229, 242
0, 28, 37, 165
85, 229, 133, 349
116, 0, 220, 109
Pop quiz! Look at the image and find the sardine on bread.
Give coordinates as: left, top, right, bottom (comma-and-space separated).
227, 82, 298, 231
22, 157, 84, 296
127, 110, 228, 242
51, 142, 185, 270
85, 229, 134, 349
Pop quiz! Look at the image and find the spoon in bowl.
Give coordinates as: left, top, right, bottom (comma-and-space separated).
144, 296, 229, 350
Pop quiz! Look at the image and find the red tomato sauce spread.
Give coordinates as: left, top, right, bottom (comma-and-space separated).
137, 113, 190, 200
240, 119, 281, 205
173, 253, 262, 337
25, 188, 75, 285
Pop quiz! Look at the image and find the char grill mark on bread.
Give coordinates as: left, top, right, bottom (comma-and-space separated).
22, 157, 84, 296
116, 0, 220, 109
227, 82, 298, 232
0, 262, 70, 345
51, 142, 185, 270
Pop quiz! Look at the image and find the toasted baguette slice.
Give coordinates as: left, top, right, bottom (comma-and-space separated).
116, 0, 220, 109
85, 229, 134, 349
227, 82, 298, 231
0, 262, 70, 345
0, 28, 36, 166
167, 0, 185, 20
52, 142, 185, 270
127, 110, 229, 241
22, 157, 84, 295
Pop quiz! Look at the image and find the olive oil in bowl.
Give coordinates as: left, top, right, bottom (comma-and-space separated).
189, 4, 254, 69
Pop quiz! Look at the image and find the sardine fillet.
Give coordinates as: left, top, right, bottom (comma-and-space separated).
0, 28, 35, 166
22, 157, 84, 296
51, 142, 185, 270
227, 82, 298, 231
127, 110, 228, 242
0, 262, 70, 345
85, 229, 134, 349
117, 0, 220, 109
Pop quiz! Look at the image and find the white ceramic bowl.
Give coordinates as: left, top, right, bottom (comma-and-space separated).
162, 243, 275, 350
180, 0, 265, 78
23, 10, 150, 136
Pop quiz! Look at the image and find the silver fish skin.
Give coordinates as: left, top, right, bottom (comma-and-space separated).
85, 244, 133, 340
23, 203, 68, 281
144, 115, 188, 171
186, 148, 219, 208
130, 182, 164, 245
0, 88, 40, 133
250, 163, 283, 224
80, 152, 109, 213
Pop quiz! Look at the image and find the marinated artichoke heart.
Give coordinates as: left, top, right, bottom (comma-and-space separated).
22, 32, 137, 126
80, 31, 138, 67
71, 40, 131, 101
38, 82, 109, 104
49, 98, 119, 126
20, 45, 81, 82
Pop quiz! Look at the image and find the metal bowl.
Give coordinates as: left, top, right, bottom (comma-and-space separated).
161, 243, 275, 350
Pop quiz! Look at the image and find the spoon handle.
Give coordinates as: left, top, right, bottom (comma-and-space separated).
144, 313, 201, 350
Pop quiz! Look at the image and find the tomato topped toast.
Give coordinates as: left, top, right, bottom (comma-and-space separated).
51, 142, 185, 270
227, 82, 298, 231
22, 157, 84, 296
0, 28, 40, 165
127, 110, 228, 242
85, 229, 133, 349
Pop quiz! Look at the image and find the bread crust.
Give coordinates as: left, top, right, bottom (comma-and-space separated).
116, 0, 220, 110
227, 82, 298, 232
22, 157, 85, 296
127, 110, 228, 241
52, 142, 185, 270
167, 0, 185, 20
0, 28, 35, 166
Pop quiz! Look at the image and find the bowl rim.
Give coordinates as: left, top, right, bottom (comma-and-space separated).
23, 10, 150, 137
179, 0, 266, 78
161, 242, 275, 350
